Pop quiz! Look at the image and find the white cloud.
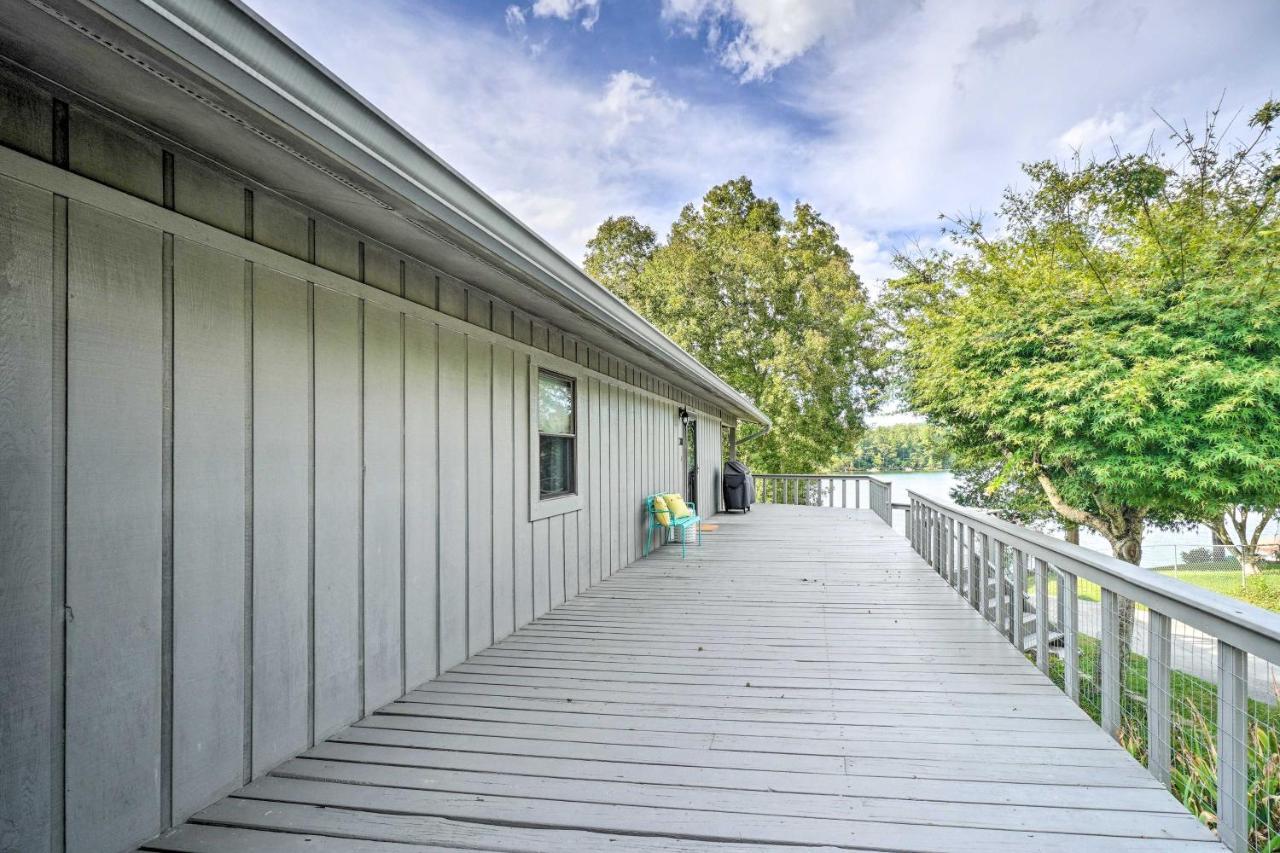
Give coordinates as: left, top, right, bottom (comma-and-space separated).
531, 0, 601, 30
242, 0, 1280, 298
243, 0, 796, 265
662, 0, 857, 81
593, 71, 688, 144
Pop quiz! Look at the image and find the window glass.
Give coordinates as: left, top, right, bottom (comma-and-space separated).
538, 373, 574, 435
538, 371, 575, 498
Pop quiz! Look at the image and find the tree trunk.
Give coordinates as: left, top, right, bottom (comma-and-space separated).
1109, 533, 1141, 693
1064, 521, 1080, 546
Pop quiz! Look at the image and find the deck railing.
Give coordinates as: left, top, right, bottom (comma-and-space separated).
908, 490, 1280, 853
753, 473, 894, 526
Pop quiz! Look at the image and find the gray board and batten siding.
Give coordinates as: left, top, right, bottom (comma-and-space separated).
0, 61, 729, 852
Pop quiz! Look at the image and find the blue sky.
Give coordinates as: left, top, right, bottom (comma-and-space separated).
247, 0, 1280, 291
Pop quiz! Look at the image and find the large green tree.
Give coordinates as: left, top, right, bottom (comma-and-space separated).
886, 100, 1280, 572
584, 178, 885, 472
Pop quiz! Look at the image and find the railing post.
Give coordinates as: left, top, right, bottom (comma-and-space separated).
1217, 640, 1249, 853
944, 516, 953, 584
967, 525, 977, 612
1012, 550, 1026, 651
1061, 569, 1078, 703
1100, 588, 1122, 740
994, 541, 1007, 636
1034, 558, 1050, 674
841, 478, 847, 509
1146, 609, 1171, 787
968, 529, 981, 610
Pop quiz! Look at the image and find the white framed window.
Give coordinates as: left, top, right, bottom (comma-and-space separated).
529, 357, 585, 520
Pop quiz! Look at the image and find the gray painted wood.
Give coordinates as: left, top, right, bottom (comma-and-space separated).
491, 345, 516, 640
466, 336, 493, 652
171, 238, 247, 821
1, 96, 740, 851
436, 326, 468, 668
512, 354, 533, 627
253, 193, 309, 260
549, 513, 566, 607
65, 203, 163, 852
363, 243, 400, 296
403, 317, 439, 688
532, 517, 550, 615
362, 303, 404, 710
0, 177, 54, 853
314, 219, 359, 280
250, 267, 312, 776
172, 154, 244, 236
312, 286, 362, 737
0, 64, 52, 160
165, 506, 1217, 851
402, 259, 436, 309
68, 106, 163, 205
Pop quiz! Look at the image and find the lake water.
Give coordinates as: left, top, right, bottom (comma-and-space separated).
866, 471, 1273, 570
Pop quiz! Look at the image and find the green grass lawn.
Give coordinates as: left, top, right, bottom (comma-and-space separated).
1042, 566, 1280, 612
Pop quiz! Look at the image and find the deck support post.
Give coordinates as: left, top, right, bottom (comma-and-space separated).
1146, 609, 1171, 787
1100, 588, 1122, 740
1034, 558, 1050, 674
1217, 640, 1249, 853
1061, 570, 1079, 703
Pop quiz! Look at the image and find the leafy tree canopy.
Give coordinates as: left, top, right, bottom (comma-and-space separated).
831, 422, 952, 473
585, 177, 886, 472
885, 100, 1280, 565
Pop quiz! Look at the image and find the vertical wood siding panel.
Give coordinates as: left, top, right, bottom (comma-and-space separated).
313, 220, 359, 280
172, 155, 244, 236
65, 204, 163, 851
566, 513, 581, 598
0, 179, 53, 853
532, 519, 549, 615
616, 384, 625, 574
575, 386, 590, 593
363, 243, 400, 295
403, 260, 437, 310
403, 317, 439, 687
491, 346, 515, 640
512, 355, 533, 627
68, 107, 163, 204
436, 327, 467, 668
250, 267, 311, 777
362, 304, 404, 709
311, 287, 362, 738
252, 194, 309, 260
171, 239, 246, 821
466, 337, 493, 652
438, 277, 466, 320
0, 65, 53, 160
590, 379, 601, 584
549, 514, 565, 607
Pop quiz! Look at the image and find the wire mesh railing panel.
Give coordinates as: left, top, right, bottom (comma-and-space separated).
905, 491, 1280, 852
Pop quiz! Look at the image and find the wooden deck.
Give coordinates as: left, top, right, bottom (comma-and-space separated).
144, 505, 1222, 852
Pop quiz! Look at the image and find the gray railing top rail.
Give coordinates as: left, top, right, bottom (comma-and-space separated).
908, 489, 1280, 666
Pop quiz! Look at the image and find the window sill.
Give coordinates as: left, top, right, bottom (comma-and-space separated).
530, 492, 584, 522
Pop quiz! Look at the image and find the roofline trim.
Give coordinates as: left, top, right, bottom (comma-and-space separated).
78, 0, 769, 424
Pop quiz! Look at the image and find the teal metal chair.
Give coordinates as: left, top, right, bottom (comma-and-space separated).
644, 494, 701, 557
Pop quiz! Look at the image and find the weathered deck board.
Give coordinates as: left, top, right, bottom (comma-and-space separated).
144, 505, 1223, 852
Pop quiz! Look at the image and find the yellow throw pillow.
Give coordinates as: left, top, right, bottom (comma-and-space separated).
651, 495, 672, 527
663, 493, 693, 519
